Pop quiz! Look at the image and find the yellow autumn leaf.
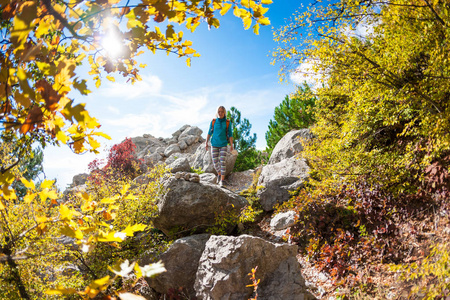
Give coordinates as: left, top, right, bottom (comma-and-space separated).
41, 179, 54, 189
23, 193, 35, 204
92, 131, 112, 140
36, 216, 48, 224
14, 90, 31, 108
39, 189, 58, 201
184, 47, 196, 55
261, 0, 272, 4
45, 286, 77, 295
134, 264, 143, 279
123, 224, 147, 237
100, 195, 120, 204
253, 23, 260, 35
120, 184, 130, 196
90, 276, 111, 289
20, 178, 36, 190
56, 130, 70, 144
243, 16, 252, 30
241, 0, 249, 7
60, 225, 84, 239
11, 1, 37, 50
60, 204, 80, 221
0, 200, 5, 210
97, 231, 124, 242
220, 3, 232, 15
88, 136, 101, 150
258, 17, 270, 26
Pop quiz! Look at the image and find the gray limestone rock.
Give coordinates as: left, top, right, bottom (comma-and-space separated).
153, 177, 248, 236
194, 235, 314, 300
270, 211, 298, 231
146, 234, 211, 298
164, 144, 181, 157
268, 129, 313, 165
168, 157, 191, 173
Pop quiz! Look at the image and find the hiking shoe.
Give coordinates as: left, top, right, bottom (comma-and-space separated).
219, 180, 223, 187
216, 175, 221, 184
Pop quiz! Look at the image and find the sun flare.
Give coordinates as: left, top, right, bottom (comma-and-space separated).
101, 31, 123, 59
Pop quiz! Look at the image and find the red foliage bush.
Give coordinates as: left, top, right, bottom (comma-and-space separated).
88, 138, 143, 181
284, 182, 434, 282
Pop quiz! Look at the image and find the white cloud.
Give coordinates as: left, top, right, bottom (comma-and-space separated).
99, 74, 163, 100
107, 106, 120, 114
342, 21, 374, 39
289, 59, 323, 89
43, 145, 103, 189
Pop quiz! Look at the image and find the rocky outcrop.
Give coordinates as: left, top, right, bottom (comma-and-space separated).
270, 210, 298, 231
146, 234, 211, 298
168, 157, 191, 173
268, 129, 313, 165
257, 129, 312, 211
131, 125, 205, 168
153, 177, 248, 236
194, 235, 314, 300
72, 173, 89, 186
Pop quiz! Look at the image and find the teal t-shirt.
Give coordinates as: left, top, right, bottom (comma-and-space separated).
208, 117, 232, 147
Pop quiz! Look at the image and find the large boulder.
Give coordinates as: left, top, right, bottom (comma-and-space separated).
179, 125, 203, 140
270, 210, 298, 231
146, 234, 210, 298
72, 173, 89, 186
191, 142, 237, 176
268, 129, 313, 165
164, 144, 181, 157
257, 156, 309, 211
153, 177, 248, 236
168, 157, 191, 173
194, 235, 314, 300
257, 129, 312, 211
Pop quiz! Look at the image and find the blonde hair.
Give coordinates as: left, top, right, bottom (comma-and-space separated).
215, 106, 226, 118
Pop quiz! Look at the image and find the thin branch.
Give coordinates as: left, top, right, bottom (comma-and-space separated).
423, 0, 447, 27
41, 0, 84, 40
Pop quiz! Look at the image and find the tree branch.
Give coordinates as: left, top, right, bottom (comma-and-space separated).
423, 0, 447, 27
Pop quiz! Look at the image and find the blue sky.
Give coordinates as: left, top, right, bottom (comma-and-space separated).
43, 1, 308, 189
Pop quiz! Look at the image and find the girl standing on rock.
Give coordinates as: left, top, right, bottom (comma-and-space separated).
205, 106, 234, 186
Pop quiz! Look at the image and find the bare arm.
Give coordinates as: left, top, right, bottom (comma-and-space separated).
206, 134, 211, 150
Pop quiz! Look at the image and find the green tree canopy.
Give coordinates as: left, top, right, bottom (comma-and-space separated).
12, 147, 44, 199
265, 83, 316, 155
272, 0, 450, 193
227, 106, 262, 171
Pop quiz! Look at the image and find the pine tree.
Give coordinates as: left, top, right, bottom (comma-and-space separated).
12, 147, 44, 199
265, 84, 316, 154
227, 107, 262, 171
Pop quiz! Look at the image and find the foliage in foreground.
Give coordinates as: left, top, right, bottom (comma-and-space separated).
0, 161, 169, 299
1, 0, 273, 297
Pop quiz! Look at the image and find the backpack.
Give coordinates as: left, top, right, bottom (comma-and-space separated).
212, 118, 230, 142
